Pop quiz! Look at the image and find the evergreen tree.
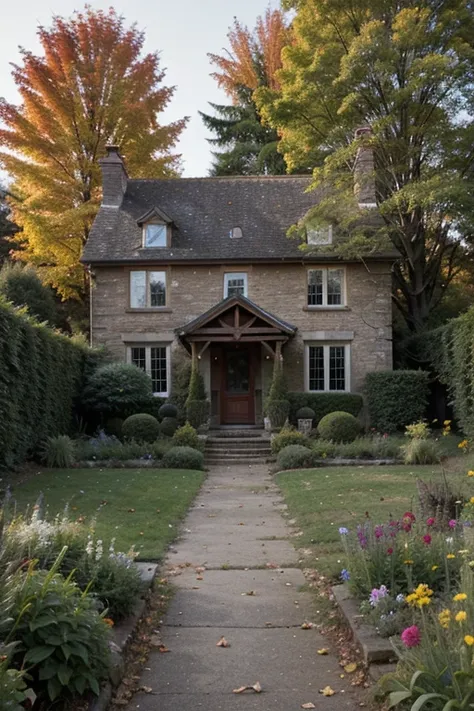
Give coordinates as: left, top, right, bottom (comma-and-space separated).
0, 262, 57, 325
0, 187, 19, 264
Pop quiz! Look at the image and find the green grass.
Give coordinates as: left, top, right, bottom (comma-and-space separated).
276, 457, 471, 578
8, 468, 205, 560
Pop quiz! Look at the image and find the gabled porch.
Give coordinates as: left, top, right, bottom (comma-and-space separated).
176, 295, 297, 426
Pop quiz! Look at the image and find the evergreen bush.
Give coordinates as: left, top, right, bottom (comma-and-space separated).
81, 362, 153, 418
162, 446, 204, 470
317, 411, 361, 442
365, 370, 429, 433
122, 413, 160, 443
286, 392, 363, 424
186, 366, 207, 405
266, 399, 290, 429
186, 400, 210, 429
0, 262, 57, 325
296, 406, 316, 420
172, 423, 201, 450
160, 417, 179, 437
271, 427, 309, 454
276, 445, 316, 471
159, 402, 178, 419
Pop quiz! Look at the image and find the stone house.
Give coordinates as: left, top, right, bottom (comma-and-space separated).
81, 145, 395, 426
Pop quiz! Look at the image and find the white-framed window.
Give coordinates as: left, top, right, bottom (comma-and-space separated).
130, 271, 167, 308
128, 344, 170, 396
144, 223, 167, 248
224, 272, 248, 298
307, 225, 333, 245
307, 268, 344, 307
305, 343, 350, 392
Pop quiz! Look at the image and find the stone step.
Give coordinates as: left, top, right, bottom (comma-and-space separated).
205, 457, 267, 465
206, 437, 270, 446
206, 451, 269, 460
206, 447, 271, 456
209, 430, 264, 438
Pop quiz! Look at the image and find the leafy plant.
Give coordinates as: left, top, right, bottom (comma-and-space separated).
75, 438, 169, 462
162, 446, 204, 470
172, 423, 201, 450
186, 400, 210, 429
276, 444, 315, 471
41, 435, 76, 468
405, 420, 431, 440
401, 438, 441, 465
0, 647, 33, 711
271, 427, 309, 454
159, 416, 179, 437
317, 411, 360, 442
81, 362, 153, 418
365, 371, 429, 433
122, 413, 160, 443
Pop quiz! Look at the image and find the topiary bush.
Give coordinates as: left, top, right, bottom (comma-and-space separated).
296, 406, 316, 420
172, 422, 201, 450
317, 411, 361, 442
267, 399, 290, 429
186, 366, 207, 405
271, 427, 309, 454
162, 446, 204, 470
365, 370, 429, 433
122, 413, 160, 443
160, 416, 179, 437
159, 402, 178, 419
276, 444, 316, 471
81, 362, 153, 418
287, 392, 363, 425
186, 400, 210, 429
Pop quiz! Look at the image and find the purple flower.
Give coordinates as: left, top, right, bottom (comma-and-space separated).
340, 569, 350, 581
339, 527, 349, 535
449, 519, 457, 528
369, 585, 389, 607
374, 525, 384, 539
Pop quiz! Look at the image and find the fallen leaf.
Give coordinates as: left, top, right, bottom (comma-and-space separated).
301, 704, 316, 709
252, 682, 262, 693
192, 586, 200, 590
301, 621, 314, 630
317, 648, 329, 655
140, 686, 153, 694
245, 590, 256, 596
233, 686, 248, 694
232, 683, 262, 694
319, 686, 335, 696
158, 645, 170, 653
196, 575, 203, 580
216, 636, 230, 648
344, 662, 357, 673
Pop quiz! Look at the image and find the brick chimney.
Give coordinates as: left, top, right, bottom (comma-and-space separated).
354, 127, 377, 208
99, 145, 128, 207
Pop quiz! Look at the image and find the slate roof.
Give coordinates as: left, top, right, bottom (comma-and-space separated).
82, 175, 397, 264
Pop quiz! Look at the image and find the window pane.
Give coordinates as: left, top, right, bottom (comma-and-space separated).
309, 346, 324, 391
145, 224, 166, 247
327, 269, 343, 305
308, 270, 323, 306
131, 347, 146, 372
329, 346, 345, 390
150, 347, 167, 394
149, 271, 166, 307
227, 278, 245, 297
130, 271, 146, 308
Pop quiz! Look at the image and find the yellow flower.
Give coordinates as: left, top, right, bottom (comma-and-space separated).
416, 596, 432, 608
454, 593, 468, 602
447, 554, 456, 559
456, 611, 467, 623
459, 440, 469, 449
468, 471, 474, 477
465, 635, 474, 646
406, 593, 418, 606
404, 559, 414, 565
432, 565, 439, 571
439, 609, 451, 628
415, 584, 433, 598
444, 420, 451, 426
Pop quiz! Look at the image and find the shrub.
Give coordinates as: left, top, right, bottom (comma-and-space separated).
41, 435, 76, 468
267, 399, 290, 429
168, 355, 192, 423
296, 406, 316, 420
172, 423, 200, 450
276, 444, 316, 471
365, 370, 429, 433
75, 438, 170, 462
401, 438, 441, 465
0, 651, 32, 710
160, 416, 179, 437
162, 446, 204, 470
186, 400, 210, 429
81, 362, 153, 418
287, 392, 363, 424
0, 261, 57, 325
186, 366, 207, 406
122, 413, 160, 443
271, 427, 309, 454
159, 402, 178, 419
317, 411, 361, 442
6, 552, 110, 702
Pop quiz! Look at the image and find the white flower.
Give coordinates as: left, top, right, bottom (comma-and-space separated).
95, 539, 103, 561
446, 537, 454, 545
86, 537, 94, 556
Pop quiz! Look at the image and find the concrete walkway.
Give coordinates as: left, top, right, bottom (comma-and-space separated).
128, 465, 361, 710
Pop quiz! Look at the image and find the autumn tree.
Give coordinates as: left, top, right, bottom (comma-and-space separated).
0, 7, 186, 303
201, 9, 290, 175
257, 0, 474, 332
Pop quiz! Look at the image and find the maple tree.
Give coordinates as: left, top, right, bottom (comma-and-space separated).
201, 9, 290, 175
0, 7, 186, 302
257, 0, 474, 332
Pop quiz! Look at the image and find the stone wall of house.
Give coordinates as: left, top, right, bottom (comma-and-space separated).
90, 261, 392, 394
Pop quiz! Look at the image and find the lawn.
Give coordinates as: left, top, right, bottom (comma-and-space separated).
7, 468, 205, 560
276, 457, 471, 578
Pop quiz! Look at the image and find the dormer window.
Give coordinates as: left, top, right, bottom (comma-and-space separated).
307, 225, 333, 246
144, 223, 167, 248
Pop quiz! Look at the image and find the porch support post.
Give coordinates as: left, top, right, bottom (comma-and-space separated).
191, 341, 198, 368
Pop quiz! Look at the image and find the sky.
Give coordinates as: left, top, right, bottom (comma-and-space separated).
0, 0, 281, 179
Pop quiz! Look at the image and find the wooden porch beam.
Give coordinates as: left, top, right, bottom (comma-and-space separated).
261, 341, 276, 359
188, 335, 287, 342
234, 305, 239, 329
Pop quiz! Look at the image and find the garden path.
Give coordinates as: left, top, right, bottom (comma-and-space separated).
124, 464, 361, 710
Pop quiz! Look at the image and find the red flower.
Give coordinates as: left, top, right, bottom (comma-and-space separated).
426, 517, 435, 527
387, 547, 393, 555
403, 512, 416, 522
423, 534, 432, 545
401, 625, 421, 648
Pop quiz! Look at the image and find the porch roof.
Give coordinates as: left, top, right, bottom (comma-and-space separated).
176, 295, 297, 346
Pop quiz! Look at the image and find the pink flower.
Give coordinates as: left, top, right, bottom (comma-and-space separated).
449, 519, 457, 528
426, 517, 435, 527
403, 512, 416, 523
401, 625, 421, 648
387, 547, 393, 555
423, 534, 432, 545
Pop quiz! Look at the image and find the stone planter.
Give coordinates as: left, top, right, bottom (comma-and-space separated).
264, 416, 271, 432
297, 418, 313, 435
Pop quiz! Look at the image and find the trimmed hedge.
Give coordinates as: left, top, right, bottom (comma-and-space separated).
365, 370, 429, 433
317, 411, 361, 442
81, 362, 153, 418
276, 445, 315, 471
162, 446, 204, 470
0, 297, 97, 467
287, 392, 363, 425
122, 413, 160, 443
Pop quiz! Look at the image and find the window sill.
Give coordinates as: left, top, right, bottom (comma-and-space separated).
303, 306, 350, 312
125, 308, 172, 313
307, 390, 351, 394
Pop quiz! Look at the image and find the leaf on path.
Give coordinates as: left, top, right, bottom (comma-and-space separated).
252, 682, 262, 693
158, 645, 170, 653
266, 562, 279, 569
233, 686, 248, 694
242, 590, 256, 596
301, 622, 314, 629
140, 686, 153, 694
301, 703, 316, 709
319, 686, 336, 696
196, 575, 204, 580
216, 636, 230, 647
192, 586, 200, 590
317, 648, 329, 655
344, 662, 357, 673
232, 682, 262, 694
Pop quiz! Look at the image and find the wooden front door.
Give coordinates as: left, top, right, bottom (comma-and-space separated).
221, 347, 255, 424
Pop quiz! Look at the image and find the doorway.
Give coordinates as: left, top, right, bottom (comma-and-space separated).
221, 347, 255, 424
